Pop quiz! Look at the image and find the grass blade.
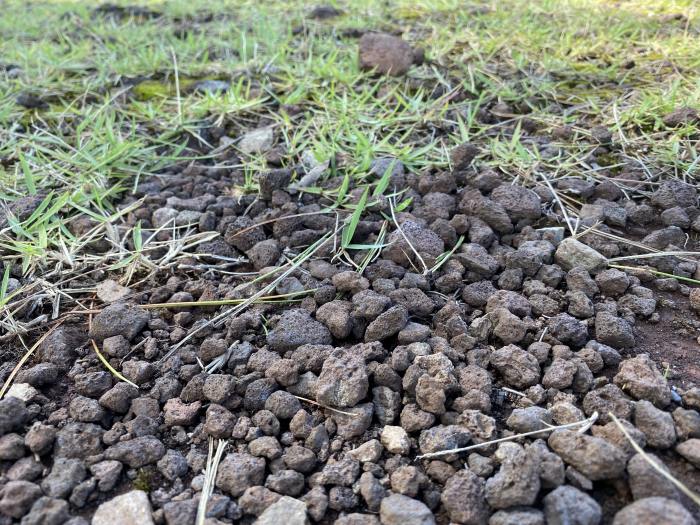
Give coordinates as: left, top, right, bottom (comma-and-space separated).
335, 173, 350, 206
91, 339, 138, 389
372, 158, 397, 198
19, 151, 36, 195
341, 186, 369, 249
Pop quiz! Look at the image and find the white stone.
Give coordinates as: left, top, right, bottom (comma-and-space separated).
380, 494, 435, 525
554, 238, 607, 272
239, 127, 274, 154
254, 496, 308, 525
381, 425, 411, 455
348, 439, 384, 462
92, 490, 154, 525
6, 383, 38, 402
96, 280, 131, 303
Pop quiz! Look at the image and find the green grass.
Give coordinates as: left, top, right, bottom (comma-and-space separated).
1, 0, 699, 334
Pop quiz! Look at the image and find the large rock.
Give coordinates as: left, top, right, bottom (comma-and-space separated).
365, 305, 408, 342
507, 407, 553, 433
441, 470, 489, 524
582, 384, 634, 424
40, 458, 86, 498
333, 403, 374, 439
627, 453, 679, 501
651, 180, 697, 209
459, 190, 512, 234
485, 443, 540, 508
634, 400, 676, 449
216, 453, 266, 497
239, 126, 274, 155
548, 430, 626, 480
89, 303, 149, 341
613, 354, 671, 407
490, 307, 527, 344
490, 345, 540, 389
318, 457, 361, 486
0, 397, 29, 436
39, 325, 88, 369
359, 32, 416, 76
381, 426, 410, 455
418, 425, 471, 459
548, 313, 589, 347
457, 243, 499, 276
490, 508, 544, 525
316, 300, 353, 339
595, 312, 634, 348
254, 496, 309, 525
677, 438, 700, 468
163, 398, 201, 427
224, 216, 265, 252
316, 349, 368, 408
612, 497, 695, 525
641, 226, 686, 250
21, 497, 69, 525
55, 422, 104, 458
0, 480, 42, 518
92, 490, 155, 525
543, 485, 602, 525
491, 184, 542, 221
96, 280, 131, 303
105, 436, 165, 468
259, 169, 293, 200
90, 460, 123, 492
267, 309, 332, 352
554, 238, 607, 272
247, 239, 282, 270
379, 493, 435, 525
662, 107, 699, 128
382, 221, 444, 269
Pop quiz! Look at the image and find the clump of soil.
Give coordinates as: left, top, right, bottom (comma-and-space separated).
1, 142, 700, 525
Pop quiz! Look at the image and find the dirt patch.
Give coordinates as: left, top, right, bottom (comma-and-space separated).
636, 291, 700, 387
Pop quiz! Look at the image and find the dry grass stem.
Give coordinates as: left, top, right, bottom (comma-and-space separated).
416, 411, 599, 460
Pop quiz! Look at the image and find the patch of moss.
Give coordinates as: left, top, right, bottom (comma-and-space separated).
132, 469, 152, 492
133, 80, 172, 101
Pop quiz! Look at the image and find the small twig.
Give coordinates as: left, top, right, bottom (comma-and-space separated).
144, 289, 316, 310
388, 196, 428, 274
202, 341, 238, 373
502, 387, 526, 398
430, 235, 465, 274
537, 170, 576, 236
609, 264, 700, 286
292, 395, 361, 417
608, 251, 700, 263
196, 437, 228, 525
228, 209, 334, 239
415, 411, 599, 460
91, 339, 138, 389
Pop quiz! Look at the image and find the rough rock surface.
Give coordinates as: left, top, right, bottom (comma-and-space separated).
92, 490, 154, 525
358, 32, 416, 76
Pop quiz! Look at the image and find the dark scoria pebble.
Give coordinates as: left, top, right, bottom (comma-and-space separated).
267, 308, 333, 352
